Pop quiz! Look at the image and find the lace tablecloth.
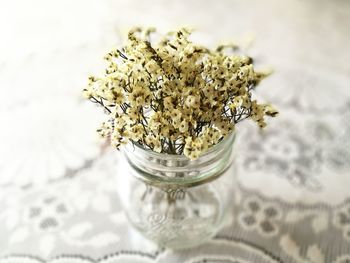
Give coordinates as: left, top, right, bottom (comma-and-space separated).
1, 0, 349, 262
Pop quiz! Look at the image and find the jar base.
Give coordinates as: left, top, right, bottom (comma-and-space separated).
129, 219, 223, 250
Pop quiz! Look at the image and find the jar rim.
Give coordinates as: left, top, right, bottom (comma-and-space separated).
131, 131, 236, 160
124, 132, 235, 187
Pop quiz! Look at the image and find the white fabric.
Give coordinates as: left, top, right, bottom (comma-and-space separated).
0, 0, 349, 262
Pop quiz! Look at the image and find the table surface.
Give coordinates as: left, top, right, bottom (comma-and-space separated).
0, 0, 350, 262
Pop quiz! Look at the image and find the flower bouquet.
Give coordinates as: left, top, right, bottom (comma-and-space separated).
83, 27, 277, 248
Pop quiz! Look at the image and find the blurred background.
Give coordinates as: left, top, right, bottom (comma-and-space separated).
0, 0, 350, 261
0, 0, 348, 186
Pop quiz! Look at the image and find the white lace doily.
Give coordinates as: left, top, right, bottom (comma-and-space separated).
0, 0, 350, 262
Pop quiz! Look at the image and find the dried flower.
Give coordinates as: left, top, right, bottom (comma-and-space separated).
84, 27, 278, 159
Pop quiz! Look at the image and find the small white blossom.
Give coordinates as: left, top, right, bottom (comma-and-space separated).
84, 27, 278, 159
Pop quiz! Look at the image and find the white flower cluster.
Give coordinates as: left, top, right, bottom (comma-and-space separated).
83, 27, 278, 159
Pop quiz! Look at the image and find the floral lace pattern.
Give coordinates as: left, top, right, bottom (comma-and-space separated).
239, 120, 323, 192
238, 198, 281, 236
23, 195, 71, 232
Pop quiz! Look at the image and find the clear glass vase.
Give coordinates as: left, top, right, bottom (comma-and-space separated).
118, 133, 236, 249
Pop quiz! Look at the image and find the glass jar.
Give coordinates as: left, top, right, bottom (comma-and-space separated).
118, 133, 236, 249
